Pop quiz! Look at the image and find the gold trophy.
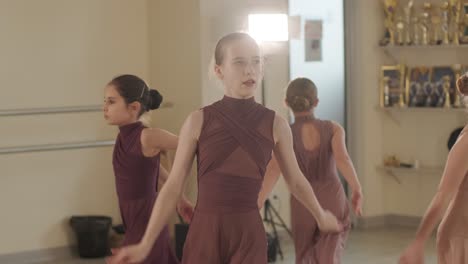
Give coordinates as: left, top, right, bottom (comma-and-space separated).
382, 76, 391, 107
398, 64, 407, 107
450, 0, 462, 45
441, 2, 451, 44
454, 84, 462, 107
384, 0, 399, 45
412, 16, 421, 45
432, 15, 442, 45
399, 89, 407, 107
404, 0, 414, 45
462, 3, 468, 43
396, 16, 406, 45
442, 76, 452, 108
453, 64, 462, 107
421, 3, 433, 45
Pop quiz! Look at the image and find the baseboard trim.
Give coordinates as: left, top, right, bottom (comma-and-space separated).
355, 215, 387, 229
356, 214, 422, 229
0, 246, 78, 264
385, 214, 422, 227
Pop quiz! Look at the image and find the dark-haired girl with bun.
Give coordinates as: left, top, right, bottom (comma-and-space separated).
103, 74, 192, 264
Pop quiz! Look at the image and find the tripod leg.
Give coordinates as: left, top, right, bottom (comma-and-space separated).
267, 206, 284, 259
268, 202, 293, 238
263, 200, 270, 222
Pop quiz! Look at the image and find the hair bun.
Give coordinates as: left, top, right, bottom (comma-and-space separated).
148, 89, 163, 110
456, 74, 468, 96
290, 96, 311, 112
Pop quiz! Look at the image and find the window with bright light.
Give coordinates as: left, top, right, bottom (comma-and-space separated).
248, 14, 288, 42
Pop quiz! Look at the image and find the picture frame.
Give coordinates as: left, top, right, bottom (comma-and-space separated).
380, 64, 406, 107
431, 66, 457, 107
405, 66, 432, 107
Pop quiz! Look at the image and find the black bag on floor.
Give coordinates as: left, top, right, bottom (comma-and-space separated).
112, 224, 125, 234
70, 216, 112, 258
174, 213, 189, 261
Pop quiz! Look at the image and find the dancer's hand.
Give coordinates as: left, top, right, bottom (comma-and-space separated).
177, 196, 194, 223
351, 189, 363, 217
317, 210, 343, 233
106, 243, 150, 264
399, 240, 424, 264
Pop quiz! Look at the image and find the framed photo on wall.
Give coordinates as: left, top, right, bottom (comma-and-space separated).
380, 64, 406, 107
431, 66, 456, 107
406, 66, 432, 107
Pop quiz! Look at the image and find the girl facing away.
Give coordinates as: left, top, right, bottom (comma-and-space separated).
258, 77, 363, 264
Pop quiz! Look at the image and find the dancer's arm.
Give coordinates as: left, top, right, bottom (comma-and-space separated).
158, 164, 170, 186
413, 128, 468, 242
330, 121, 362, 216
141, 127, 178, 153
272, 114, 341, 232
399, 127, 468, 263
159, 163, 194, 223
108, 110, 203, 264
257, 155, 281, 208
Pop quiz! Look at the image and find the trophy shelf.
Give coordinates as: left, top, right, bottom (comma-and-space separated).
378, 106, 467, 113
382, 44, 468, 61
382, 44, 468, 51
376, 106, 467, 125
377, 165, 444, 184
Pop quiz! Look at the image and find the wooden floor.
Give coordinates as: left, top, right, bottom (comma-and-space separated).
37, 227, 437, 264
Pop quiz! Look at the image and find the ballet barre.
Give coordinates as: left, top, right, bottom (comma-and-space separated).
0, 140, 114, 155
0, 105, 102, 117
0, 102, 174, 117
